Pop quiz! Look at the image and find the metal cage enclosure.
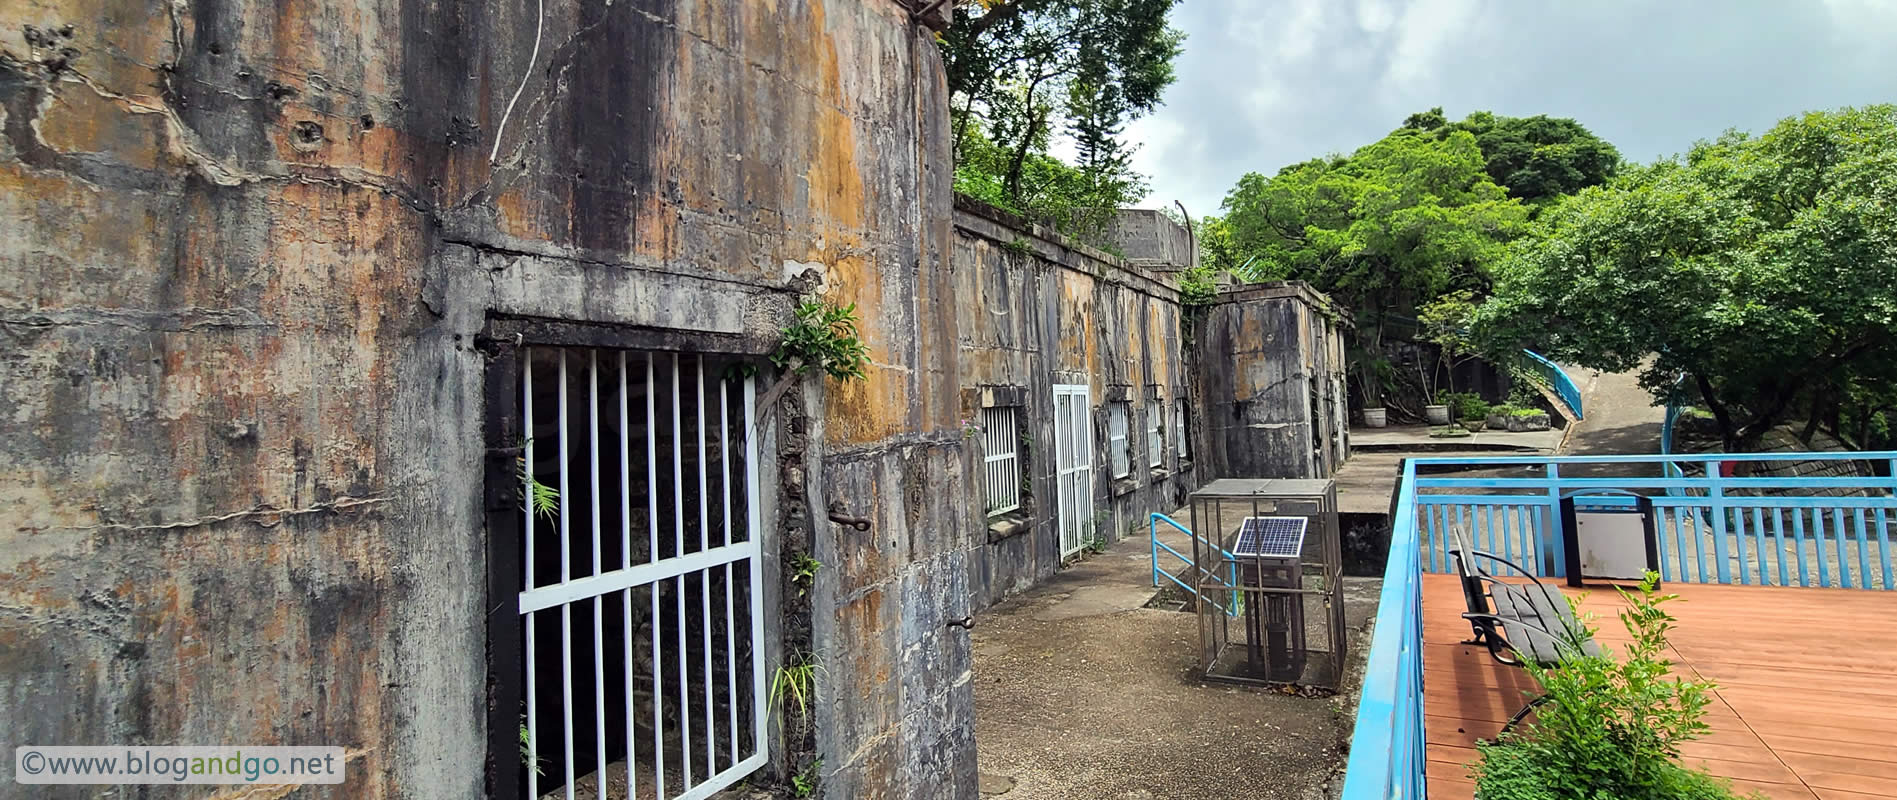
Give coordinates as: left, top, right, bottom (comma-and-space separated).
1188, 478, 1346, 691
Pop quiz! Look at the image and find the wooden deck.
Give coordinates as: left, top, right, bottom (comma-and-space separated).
1422, 574, 1897, 800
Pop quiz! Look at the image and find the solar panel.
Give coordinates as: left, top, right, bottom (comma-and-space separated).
1231, 516, 1307, 559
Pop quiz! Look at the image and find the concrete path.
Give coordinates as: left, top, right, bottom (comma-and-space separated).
972, 518, 1379, 800
1556, 366, 1667, 476
1348, 424, 1561, 454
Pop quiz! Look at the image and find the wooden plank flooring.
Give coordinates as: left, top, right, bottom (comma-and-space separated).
1421, 574, 1897, 800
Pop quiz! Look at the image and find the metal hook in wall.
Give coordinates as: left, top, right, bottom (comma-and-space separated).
827, 501, 871, 531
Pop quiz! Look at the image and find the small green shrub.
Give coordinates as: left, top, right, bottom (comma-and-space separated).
1179, 266, 1219, 306
791, 553, 822, 597
1472, 575, 1754, 800
773, 300, 871, 382
518, 456, 559, 521
770, 652, 823, 725
791, 759, 823, 798
1511, 406, 1547, 418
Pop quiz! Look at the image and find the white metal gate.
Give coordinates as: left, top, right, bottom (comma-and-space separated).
1053, 384, 1094, 557
516, 347, 767, 800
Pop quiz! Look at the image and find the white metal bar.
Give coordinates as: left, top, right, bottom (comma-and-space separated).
666, 753, 769, 800
524, 349, 539, 800
558, 350, 576, 800
646, 356, 664, 800
698, 357, 716, 776
590, 351, 608, 795
620, 352, 637, 800
746, 373, 768, 762
672, 353, 693, 789
721, 372, 738, 765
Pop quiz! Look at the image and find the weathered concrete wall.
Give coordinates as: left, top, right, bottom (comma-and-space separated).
1196, 282, 1350, 481
951, 198, 1197, 609
1103, 209, 1195, 272
0, 1, 972, 798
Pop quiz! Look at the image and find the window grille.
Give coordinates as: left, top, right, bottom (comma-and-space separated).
1148, 402, 1164, 468
511, 347, 766, 800
981, 407, 1021, 515
1174, 403, 1190, 458
1108, 401, 1131, 478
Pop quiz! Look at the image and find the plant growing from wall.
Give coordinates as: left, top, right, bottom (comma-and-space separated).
1472, 575, 1747, 800
518, 718, 544, 776
791, 759, 823, 798
790, 553, 822, 597
517, 445, 559, 521
755, 298, 872, 421
769, 651, 824, 728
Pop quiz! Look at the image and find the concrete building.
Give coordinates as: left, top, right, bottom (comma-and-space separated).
0, 1, 1345, 798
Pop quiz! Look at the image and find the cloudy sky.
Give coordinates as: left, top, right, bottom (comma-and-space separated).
1124, 0, 1897, 217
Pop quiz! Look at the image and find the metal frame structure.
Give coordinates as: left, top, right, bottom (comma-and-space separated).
1186, 478, 1345, 690
1147, 400, 1164, 468
484, 330, 769, 800
1106, 400, 1131, 479
980, 406, 1021, 515
1053, 384, 1095, 557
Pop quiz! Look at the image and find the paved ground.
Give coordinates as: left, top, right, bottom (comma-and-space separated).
1556, 365, 1667, 474
1347, 424, 1562, 454
973, 522, 1382, 800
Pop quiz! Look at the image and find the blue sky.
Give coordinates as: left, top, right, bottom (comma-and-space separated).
1122, 0, 1897, 217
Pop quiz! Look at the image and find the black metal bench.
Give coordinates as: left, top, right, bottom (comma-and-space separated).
1448, 526, 1599, 732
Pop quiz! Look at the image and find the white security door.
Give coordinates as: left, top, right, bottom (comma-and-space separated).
1053, 384, 1094, 557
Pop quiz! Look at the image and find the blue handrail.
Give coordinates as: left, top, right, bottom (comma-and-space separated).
1522, 349, 1585, 421
1341, 451, 1897, 800
1340, 459, 1425, 800
1149, 513, 1239, 617
1410, 451, 1897, 589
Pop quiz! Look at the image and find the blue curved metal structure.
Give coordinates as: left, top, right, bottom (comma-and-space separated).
1522, 349, 1584, 421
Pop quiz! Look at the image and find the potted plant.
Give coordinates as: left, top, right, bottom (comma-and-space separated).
1420, 291, 1482, 427
1461, 416, 1486, 433
1361, 360, 1393, 428
1425, 391, 1452, 426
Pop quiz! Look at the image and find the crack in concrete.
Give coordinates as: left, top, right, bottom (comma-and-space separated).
17, 496, 386, 534
0, 306, 273, 331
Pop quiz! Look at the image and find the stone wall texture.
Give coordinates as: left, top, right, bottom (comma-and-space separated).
951, 198, 1198, 609
1195, 282, 1350, 481
0, 0, 974, 797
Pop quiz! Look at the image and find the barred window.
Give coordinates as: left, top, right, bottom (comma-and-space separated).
1107, 401, 1131, 478
981, 407, 1021, 515
1174, 403, 1190, 458
1148, 402, 1164, 468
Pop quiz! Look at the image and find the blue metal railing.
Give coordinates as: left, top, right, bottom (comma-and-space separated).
1340, 451, 1897, 800
1410, 452, 1897, 590
1340, 459, 1426, 800
1149, 513, 1238, 616
1522, 350, 1585, 421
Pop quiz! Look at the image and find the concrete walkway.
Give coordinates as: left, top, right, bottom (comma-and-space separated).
972, 518, 1378, 800
1556, 366, 1667, 476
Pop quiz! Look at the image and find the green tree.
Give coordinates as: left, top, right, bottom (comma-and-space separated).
939, 0, 1182, 230
1219, 128, 1528, 406
1404, 108, 1622, 204
1473, 105, 1897, 450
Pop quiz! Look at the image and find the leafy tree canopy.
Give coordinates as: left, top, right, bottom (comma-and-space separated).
939, 0, 1182, 239
1404, 108, 1622, 204
1215, 127, 1529, 403
1472, 105, 1897, 449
